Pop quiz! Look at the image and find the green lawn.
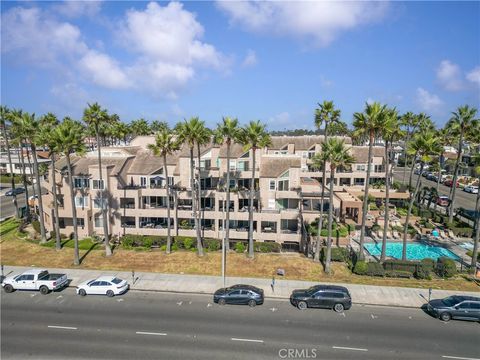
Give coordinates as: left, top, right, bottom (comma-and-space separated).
40, 237, 101, 251
0, 174, 24, 184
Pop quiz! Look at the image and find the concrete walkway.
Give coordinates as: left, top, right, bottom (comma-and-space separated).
2, 265, 478, 308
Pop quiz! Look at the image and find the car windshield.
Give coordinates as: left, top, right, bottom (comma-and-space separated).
111, 278, 123, 284
306, 286, 320, 295
87, 280, 96, 286
442, 296, 461, 307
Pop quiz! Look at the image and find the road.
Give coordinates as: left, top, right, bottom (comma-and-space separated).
1, 289, 479, 360
393, 168, 478, 210
0, 184, 43, 219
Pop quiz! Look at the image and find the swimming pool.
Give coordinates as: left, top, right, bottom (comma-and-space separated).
364, 242, 460, 261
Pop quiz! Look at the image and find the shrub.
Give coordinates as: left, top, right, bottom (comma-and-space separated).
32, 220, 41, 234
383, 259, 418, 274
384, 270, 413, 278
142, 237, 154, 249
235, 242, 246, 253
174, 237, 185, 249
171, 243, 179, 251
205, 238, 221, 251
321, 247, 348, 262
183, 237, 195, 250
397, 208, 408, 216
353, 261, 368, 275
436, 257, 457, 278
254, 242, 281, 253
160, 245, 167, 251
420, 258, 435, 272
414, 268, 431, 280
366, 262, 385, 276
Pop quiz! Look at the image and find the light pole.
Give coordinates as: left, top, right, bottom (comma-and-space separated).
221, 197, 226, 288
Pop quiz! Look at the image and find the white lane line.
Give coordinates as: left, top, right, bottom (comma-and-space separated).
47, 325, 77, 330
231, 337, 264, 343
136, 331, 167, 336
332, 346, 368, 352
442, 356, 480, 360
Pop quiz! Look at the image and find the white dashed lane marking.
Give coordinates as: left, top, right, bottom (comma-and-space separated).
136, 331, 167, 336
47, 325, 77, 330
332, 346, 368, 352
231, 338, 264, 343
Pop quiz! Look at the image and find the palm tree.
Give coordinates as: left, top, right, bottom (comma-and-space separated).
352, 102, 388, 260
321, 138, 355, 273
238, 120, 272, 258
402, 131, 442, 260
176, 118, 204, 256
195, 123, 212, 240
147, 127, 180, 254
50, 118, 86, 265
39, 113, 62, 250
213, 117, 241, 252
399, 112, 416, 185
380, 108, 403, 262
445, 105, 479, 223
130, 118, 150, 137
83, 102, 112, 257
313, 101, 341, 262
470, 153, 480, 271
151, 120, 169, 133
0, 106, 19, 219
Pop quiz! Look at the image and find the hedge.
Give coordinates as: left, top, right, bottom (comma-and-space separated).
366, 262, 385, 277
383, 259, 419, 274
420, 258, 435, 272
384, 270, 413, 278
320, 247, 348, 262
254, 242, 281, 253
235, 242, 246, 253
32, 220, 41, 234
353, 261, 368, 275
436, 257, 457, 278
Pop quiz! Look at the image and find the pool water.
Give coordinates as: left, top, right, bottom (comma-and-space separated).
364, 242, 460, 261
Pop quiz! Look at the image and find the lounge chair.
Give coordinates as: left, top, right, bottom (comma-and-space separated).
393, 230, 400, 239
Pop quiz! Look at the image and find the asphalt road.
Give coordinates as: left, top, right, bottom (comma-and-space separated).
393, 168, 478, 211
1, 289, 479, 360
0, 185, 42, 219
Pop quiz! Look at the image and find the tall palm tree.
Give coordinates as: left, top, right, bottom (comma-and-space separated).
195, 123, 212, 239
147, 127, 180, 254
130, 118, 150, 136
321, 138, 355, 273
352, 102, 388, 260
39, 113, 62, 250
150, 120, 169, 133
445, 105, 479, 223
176, 118, 204, 256
213, 117, 241, 252
380, 108, 403, 262
83, 102, 112, 257
238, 120, 272, 258
0, 106, 19, 219
399, 112, 416, 185
470, 153, 480, 271
313, 101, 341, 262
402, 131, 442, 260
51, 118, 86, 265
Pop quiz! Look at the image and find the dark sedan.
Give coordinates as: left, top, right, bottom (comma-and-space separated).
290, 285, 351, 312
428, 295, 480, 322
213, 284, 264, 307
5, 188, 25, 196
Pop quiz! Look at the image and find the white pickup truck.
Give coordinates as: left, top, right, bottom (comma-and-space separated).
2, 269, 68, 295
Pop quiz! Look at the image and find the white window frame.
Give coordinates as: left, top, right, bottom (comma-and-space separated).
140, 176, 147, 188
75, 196, 89, 208
92, 179, 104, 190
269, 180, 276, 191
94, 216, 104, 228
73, 177, 90, 189
229, 160, 236, 171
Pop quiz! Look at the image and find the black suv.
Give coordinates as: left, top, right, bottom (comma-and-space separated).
428, 295, 480, 322
213, 284, 264, 307
290, 285, 352, 312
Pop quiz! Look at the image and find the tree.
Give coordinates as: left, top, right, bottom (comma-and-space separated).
402, 131, 442, 260
83, 103, 112, 257
352, 102, 388, 260
176, 118, 205, 256
445, 105, 479, 223
39, 113, 62, 250
0, 106, 19, 219
380, 108, 403, 262
321, 138, 355, 273
113, 121, 130, 146
130, 118, 150, 136
195, 123, 212, 242
150, 120, 169, 133
50, 118, 86, 265
470, 153, 480, 271
238, 120, 272, 258
147, 127, 180, 254
313, 101, 341, 262
213, 117, 241, 252
399, 112, 416, 184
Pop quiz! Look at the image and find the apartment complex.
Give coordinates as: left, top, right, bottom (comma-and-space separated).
41, 135, 390, 251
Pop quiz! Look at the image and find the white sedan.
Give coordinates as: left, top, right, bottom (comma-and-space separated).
463, 185, 478, 194
76, 276, 129, 297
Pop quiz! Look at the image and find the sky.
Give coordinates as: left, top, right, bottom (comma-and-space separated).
1, 1, 479, 130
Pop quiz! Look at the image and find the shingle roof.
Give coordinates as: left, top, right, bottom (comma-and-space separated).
351, 146, 385, 162
218, 143, 247, 159
269, 135, 352, 150
259, 156, 301, 178
55, 156, 129, 176
126, 149, 178, 175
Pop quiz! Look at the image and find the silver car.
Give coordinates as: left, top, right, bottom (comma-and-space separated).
428, 295, 480, 322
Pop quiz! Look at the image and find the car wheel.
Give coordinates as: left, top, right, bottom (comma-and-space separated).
333, 303, 345, 313
218, 298, 226, 306
106, 290, 115, 297
4, 284, 14, 293
248, 299, 257, 307
297, 301, 308, 310
78, 289, 87, 297
440, 312, 451, 322
39, 286, 50, 295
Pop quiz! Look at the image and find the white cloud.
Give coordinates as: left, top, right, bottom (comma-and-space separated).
216, 1, 389, 47
241, 49, 258, 68
416, 88, 443, 112
79, 50, 130, 89
54, 1, 103, 18
466, 66, 480, 85
436, 60, 463, 91
268, 112, 291, 128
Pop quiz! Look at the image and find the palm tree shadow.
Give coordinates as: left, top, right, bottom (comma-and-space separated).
79, 242, 99, 264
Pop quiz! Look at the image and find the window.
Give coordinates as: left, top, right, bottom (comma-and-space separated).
277, 179, 289, 191
77, 218, 85, 227
91, 281, 101, 286
74, 177, 89, 189
140, 176, 147, 188
168, 176, 174, 186
93, 198, 107, 209
268, 199, 275, 209
356, 165, 366, 172
269, 180, 276, 190
75, 196, 89, 208
229, 160, 236, 171
94, 216, 104, 228
92, 179, 104, 190
216, 158, 221, 168
237, 161, 249, 171
458, 303, 471, 309
229, 290, 241, 296
112, 278, 122, 285
24, 275, 34, 281
229, 179, 236, 188
200, 159, 211, 170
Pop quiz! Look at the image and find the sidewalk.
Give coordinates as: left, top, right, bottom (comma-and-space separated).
2, 265, 479, 308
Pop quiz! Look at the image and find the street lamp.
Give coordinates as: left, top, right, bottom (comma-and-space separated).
221, 197, 226, 288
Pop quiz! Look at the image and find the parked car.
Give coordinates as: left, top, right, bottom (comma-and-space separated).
426, 173, 436, 181
443, 179, 459, 188
5, 187, 25, 196
414, 168, 422, 175
213, 284, 264, 307
290, 285, 352, 312
2, 269, 68, 294
422, 170, 430, 177
76, 276, 129, 297
428, 295, 480, 322
436, 196, 450, 207
463, 185, 479, 194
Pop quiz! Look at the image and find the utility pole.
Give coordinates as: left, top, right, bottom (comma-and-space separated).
221, 197, 226, 288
